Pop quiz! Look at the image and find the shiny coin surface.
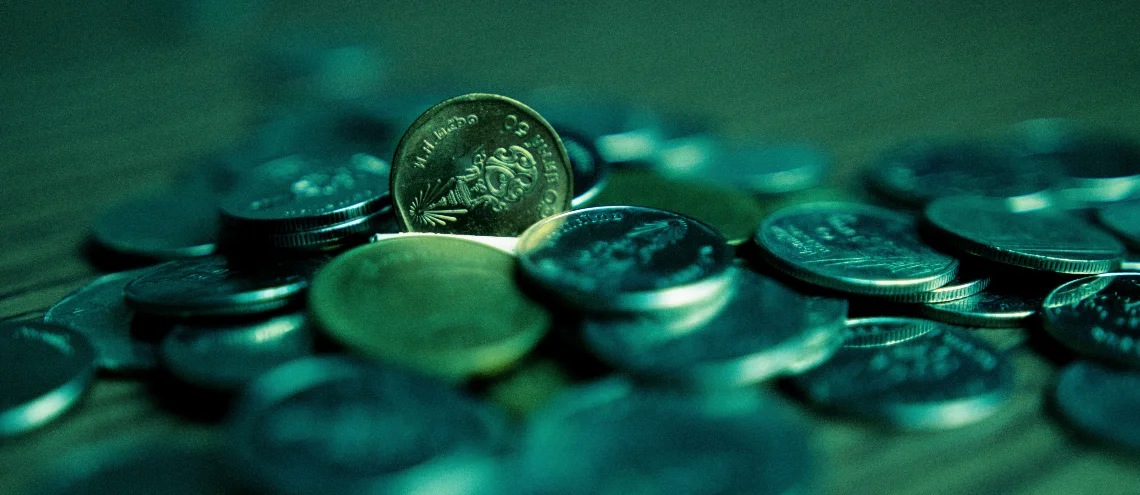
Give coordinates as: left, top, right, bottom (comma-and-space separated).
124, 256, 321, 318
516, 206, 735, 312
0, 322, 96, 436
1043, 273, 1140, 367
558, 127, 609, 207
919, 286, 1042, 328
754, 202, 958, 295
34, 438, 231, 495
925, 196, 1124, 274
1054, 361, 1140, 451
589, 170, 766, 245
311, 236, 550, 380
794, 320, 1013, 430
1096, 200, 1140, 250
657, 139, 830, 195
229, 356, 508, 495
91, 188, 218, 262
881, 268, 991, 304
160, 312, 314, 391
44, 268, 157, 372
582, 271, 847, 388
868, 139, 1059, 208
391, 93, 573, 236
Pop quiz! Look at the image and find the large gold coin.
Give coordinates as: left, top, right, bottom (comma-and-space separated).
391, 94, 573, 236
309, 235, 551, 380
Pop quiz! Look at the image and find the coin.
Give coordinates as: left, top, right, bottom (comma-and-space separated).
924, 196, 1125, 274
234, 207, 397, 252
310, 236, 550, 380
840, 316, 937, 347
1023, 133, 1140, 205
160, 311, 313, 390
1042, 272, 1140, 367
0, 322, 96, 436
229, 356, 508, 495
34, 438, 231, 495
582, 270, 847, 388
656, 139, 830, 195
1096, 200, 1140, 250
557, 126, 609, 207
867, 139, 1059, 209
525, 85, 665, 164
44, 267, 158, 372
881, 268, 991, 304
124, 256, 320, 318
919, 286, 1042, 328
754, 201, 958, 295
1054, 361, 1140, 451
588, 170, 767, 245
516, 206, 736, 312
91, 188, 218, 262
794, 321, 1013, 430
390, 93, 573, 236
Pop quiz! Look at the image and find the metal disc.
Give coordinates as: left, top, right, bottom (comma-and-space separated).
91, 188, 218, 262
656, 139, 830, 195
753, 201, 958, 295
516, 206, 736, 312
44, 267, 158, 372
525, 85, 666, 165
881, 268, 991, 304
919, 286, 1042, 328
1043, 272, 1140, 367
1021, 132, 1140, 205
557, 126, 610, 208
924, 195, 1124, 274
1097, 200, 1140, 251
1054, 361, 1140, 451
0, 322, 96, 437
227, 206, 397, 252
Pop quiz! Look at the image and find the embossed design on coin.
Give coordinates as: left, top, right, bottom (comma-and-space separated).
391, 93, 573, 236
516, 206, 735, 312
754, 202, 958, 295
44, 267, 158, 372
1043, 273, 1140, 367
1054, 361, 1140, 450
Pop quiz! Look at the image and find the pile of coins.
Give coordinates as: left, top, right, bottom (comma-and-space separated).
6, 89, 1140, 493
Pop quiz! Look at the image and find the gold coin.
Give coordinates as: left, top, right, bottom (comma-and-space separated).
309, 235, 551, 380
589, 169, 765, 245
391, 93, 573, 236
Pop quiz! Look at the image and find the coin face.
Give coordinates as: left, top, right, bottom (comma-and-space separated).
1054, 361, 1140, 451
0, 322, 96, 436
391, 94, 573, 236
44, 267, 158, 372
754, 202, 958, 295
919, 286, 1042, 328
516, 206, 735, 312
310, 236, 551, 380
924, 196, 1125, 274
1043, 273, 1140, 366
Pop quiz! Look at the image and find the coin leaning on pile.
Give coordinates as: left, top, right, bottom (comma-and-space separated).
13, 89, 1140, 492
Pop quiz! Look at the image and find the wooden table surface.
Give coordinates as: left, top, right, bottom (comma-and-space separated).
3, 1, 1140, 493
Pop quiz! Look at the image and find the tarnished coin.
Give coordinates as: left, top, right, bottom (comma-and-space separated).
1097, 200, 1140, 250
229, 356, 508, 495
44, 267, 158, 372
919, 286, 1042, 328
310, 236, 550, 380
582, 270, 847, 388
1054, 361, 1140, 451
924, 196, 1125, 274
160, 312, 314, 391
656, 139, 830, 195
558, 127, 609, 207
868, 139, 1059, 208
589, 170, 766, 245
0, 322, 96, 436
516, 206, 736, 312
391, 93, 573, 236
882, 268, 991, 304
124, 256, 321, 318
91, 188, 218, 262
1043, 272, 1140, 367
34, 438, 231, 495
794, 320, 1013, 430
754, 202, 958, 295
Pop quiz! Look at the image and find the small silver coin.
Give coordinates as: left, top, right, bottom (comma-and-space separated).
1043, 272, 1140, 367
868, 139, 1059, 208
160, 312, 313, 391
924, 196, 1125, 274
0, 322, 96, 437
124, 256, 320, 318
882, 269, 991, 304
1097, 200, 1140, 251
516, 206, 735, 312
44, 267, 158, 372
919, 287, 1042, 328
91, 188, 218, 262
656, 138, 830, 195
1054, 361, 1140, 451
794, 320, 1013, 430
582, 270, 847, 388
228, 206, 397, 251
1025, 134, 1140, 205
34, 438, 231, 495
754, 201, 958, 295
229, 356, 508, 495
557, 127, 610, 207
219, 152, 391, 234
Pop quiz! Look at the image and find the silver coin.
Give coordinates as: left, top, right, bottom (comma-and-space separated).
881, 268, 991, 304
124, 256, 319, 318
34, 438, 231, 495
794, 320, 1013, 430
525, 86, 665, 164
160, 312, 313, 391
656, 138, 830, 195
754, 201, 958, 295
1054, 361, 1140, 451
1042, 272, 1140, 367
0, 322, 96, 437
229, 356, 508, 495
840, 316, 937, 348
228, 206, 397, 251
1097, 200, 1140, 251
582, 270, 847, 387
219, 152, 391, 234
516, 206, 735, 312
1022, 133, 1140, 205
1121, 258, 1140, 272
924, 196, 1125, 274
91, 188, 218, 262
557, 127, 610, 207
919, 287, 1042, 328
44, 267, 158, 372
868, 139, 1059, 208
